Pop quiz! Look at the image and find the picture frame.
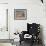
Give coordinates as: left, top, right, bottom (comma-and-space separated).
14, 9, 27, 20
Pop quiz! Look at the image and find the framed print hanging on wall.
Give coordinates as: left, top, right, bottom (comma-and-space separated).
14, 9, 27, 20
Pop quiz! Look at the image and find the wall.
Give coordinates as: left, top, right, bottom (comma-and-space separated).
0, 0, 8, 3
9, 0, 43, 36
8, 0, 46, 45
8, 0, 46, 46
43, 1, 46, 45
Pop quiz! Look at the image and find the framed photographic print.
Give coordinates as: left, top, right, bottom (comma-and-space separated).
14, 9, 27, 20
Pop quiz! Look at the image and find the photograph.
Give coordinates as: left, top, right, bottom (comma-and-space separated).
0, 0, 45, 46
14, 9, 27, 20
